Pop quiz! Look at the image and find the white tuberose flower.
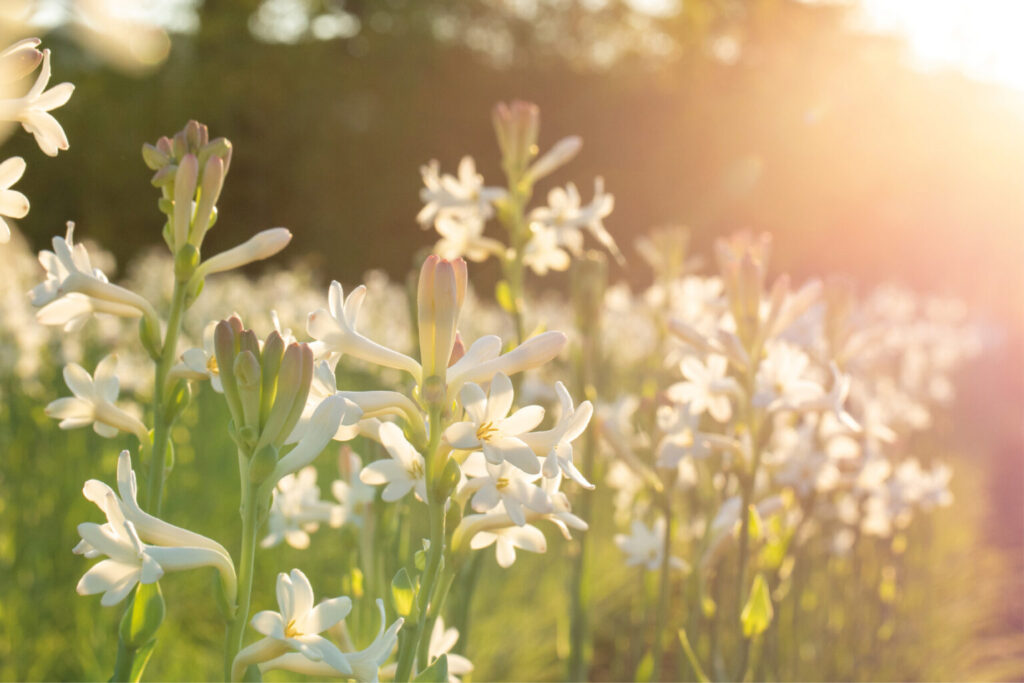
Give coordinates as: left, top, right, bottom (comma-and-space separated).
417, 156, 506, 228
259, 599, 403, 683
359, 422, 428, 503
45, 355, 148, 441
520, 381, 594, 488
0, 156, 28, 243
667, 354, 741, 423
232, 568, 354, 680
75, 455, 239, 607
615, 518, 688, 572
444, 373, 545, 475
2, 48, 74, 156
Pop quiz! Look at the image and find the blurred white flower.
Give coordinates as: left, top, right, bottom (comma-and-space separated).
262, 467, 345, 550
469, 519, 547, 568
522, 224, 571, 275
433, 214, 504, 263
667, 354, 741, 423
528, 177, 622, 264
0, 156, 28, 243
417, 156, 506, 229
615, 518, 688, 572
444, 373, 545, 474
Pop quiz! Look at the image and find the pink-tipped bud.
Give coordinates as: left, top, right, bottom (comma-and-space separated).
493, 100, 540, 179
417, 255, 468, 382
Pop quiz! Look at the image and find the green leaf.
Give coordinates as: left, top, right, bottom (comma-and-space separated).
495, 280, 515, 313
414, 654, 448, 682
391, 567, 415, 617
740, 573, 774, 638
119, 582, 165, 649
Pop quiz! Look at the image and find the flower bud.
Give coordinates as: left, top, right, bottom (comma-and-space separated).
0, 38, 43, 85
142, 142, 170, 171
493, 100, 540, 180
172, 153, 198, 249
417, 255, 467, 382
192, 228, 292, 279
189, 156, 226, 246
259, 331, 285, 426
174, 243, 200, 281
215, 319, 245, 425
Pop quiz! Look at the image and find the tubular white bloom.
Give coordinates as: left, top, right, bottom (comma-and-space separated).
520, 381, 594, 488
359, 422, 428, 503
667, 354, 742, 423
262, 467, 345, 550
1, 49, 74, 156
36, 292, 142, 331
30, 222, 158, 322
446, 331, 568, 398
452, 505, 587, 566
269, 394, 358, 485
192, 228, 292, 279
654, 405, 710, 468
283, 361, 365, 443
74, 486, 237, 607
260, 599, 403, 683
615, 518, 688, 572
307, 281, 422, 379
0, 39, 43, 86
522, 135, 582, 184
752, 342, 824, 412
461, 452, 552, 526
790, 363, 861, 433
0, 156, 28, 243
45, 356, 148, 441
232, 568, 354, 681
444, 373, 545, 475
417, 156, 506, 229
76, 451, 237, 602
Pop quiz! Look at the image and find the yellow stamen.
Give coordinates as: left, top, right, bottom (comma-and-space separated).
284, 619, 300, 638
476, 421, 499, 442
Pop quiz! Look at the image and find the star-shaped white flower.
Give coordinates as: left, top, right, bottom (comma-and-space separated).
359, 422, 428, 502
469, 520, 547, 568
8, 48, 74, 156
615, 518, 688, 572
461, 452, 552, 526
417, 156, 506, 229
444, 373, 545, 474
45, 355, 148, 441
520, 381, 594, 488
667, 354, 741, 423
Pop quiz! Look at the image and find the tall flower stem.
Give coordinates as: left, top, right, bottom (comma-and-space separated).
395, 404, 447, 682
224, 474, 260, 681
650, 494, 675, 682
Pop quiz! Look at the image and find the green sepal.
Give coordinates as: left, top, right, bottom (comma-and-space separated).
248, 444, 279, 484
413, 654, 448, 682
119, 582, 165, 649
164, 380, 191, 425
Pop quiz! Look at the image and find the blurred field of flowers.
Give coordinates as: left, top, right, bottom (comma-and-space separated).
0, 1, 1022, 682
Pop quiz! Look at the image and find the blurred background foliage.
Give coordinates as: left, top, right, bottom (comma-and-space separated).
0, 0, 1022, 679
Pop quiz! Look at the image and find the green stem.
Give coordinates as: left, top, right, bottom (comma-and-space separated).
110, 639, 136, 682
145, 280, 189, 513
651, 495, 674, 682
224, 476, 261, 681
394, 405, 448, 682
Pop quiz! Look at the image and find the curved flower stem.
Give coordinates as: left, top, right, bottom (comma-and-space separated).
224, 474, 261, 681
651, 493, 674, 682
